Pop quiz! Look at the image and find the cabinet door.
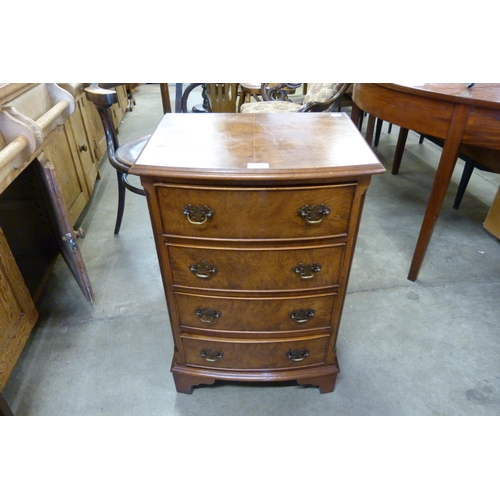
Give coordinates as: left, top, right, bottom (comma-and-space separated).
67, 97, 99, 195
81, 92, 107, 164
0, 226, 38, 391
36, 156, 94, 302
42, 125, 89, 225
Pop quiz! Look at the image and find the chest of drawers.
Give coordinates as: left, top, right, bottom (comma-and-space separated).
131, 112, 384, 394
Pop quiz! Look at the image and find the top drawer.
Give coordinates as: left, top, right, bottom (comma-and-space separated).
155, 183, 356, 240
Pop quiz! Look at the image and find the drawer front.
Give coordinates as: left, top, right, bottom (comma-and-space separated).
156, 183, 356, 240
175, 291, 336, 332
182, 334, 329, 370
168, 244, 345, 290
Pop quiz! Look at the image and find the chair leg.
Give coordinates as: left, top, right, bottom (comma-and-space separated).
114, 170, 126, 235
453, 160, 475, 209
374, 118, 384, 147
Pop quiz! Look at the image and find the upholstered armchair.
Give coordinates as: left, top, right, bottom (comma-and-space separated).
240, 83, 351, 113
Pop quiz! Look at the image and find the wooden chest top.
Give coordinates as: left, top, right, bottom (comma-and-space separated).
131, 112, 384, 183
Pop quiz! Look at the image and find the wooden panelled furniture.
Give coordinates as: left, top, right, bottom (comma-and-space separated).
131, 112, 384, 394
352, 83, 500, 281
0, 83, 128, 415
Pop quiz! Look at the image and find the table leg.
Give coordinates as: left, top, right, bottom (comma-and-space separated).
365, 114, 376, 145
408, 103, 471, 281
350, 103, 362, 130
393, 127, 409, 174
160, 83, 172, 113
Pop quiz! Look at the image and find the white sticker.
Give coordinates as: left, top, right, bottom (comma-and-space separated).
247, 163, 269, 169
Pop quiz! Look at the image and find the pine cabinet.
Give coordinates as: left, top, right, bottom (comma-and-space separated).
0, 226, 38, 392
0, 83, 116, 408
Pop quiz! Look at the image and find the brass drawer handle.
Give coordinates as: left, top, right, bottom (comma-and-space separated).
195, 307, 221, 323
200, 349, 223, 362
182, 204, 215, 225
190, 260, 217, 279
298, 204, 330, 224
290, 308, 315, 324
286, 349, 309, 362
293, 262, 322, 279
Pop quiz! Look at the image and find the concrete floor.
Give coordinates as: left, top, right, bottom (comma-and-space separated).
4, 84, 500, 415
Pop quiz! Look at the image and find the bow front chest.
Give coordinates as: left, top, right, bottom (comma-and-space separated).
130, 112, 384, 394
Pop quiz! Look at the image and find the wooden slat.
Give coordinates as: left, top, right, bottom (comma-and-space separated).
0, 83, 37, 107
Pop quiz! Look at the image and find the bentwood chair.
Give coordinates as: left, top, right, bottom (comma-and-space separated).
237, 83, 299, 111
240, 83, 351, 113
84, 84, 147, 235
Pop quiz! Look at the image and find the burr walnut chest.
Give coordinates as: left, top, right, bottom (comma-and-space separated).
131, 112, 384, 394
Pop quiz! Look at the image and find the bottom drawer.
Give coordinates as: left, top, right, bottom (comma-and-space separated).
181, 334, 329, 370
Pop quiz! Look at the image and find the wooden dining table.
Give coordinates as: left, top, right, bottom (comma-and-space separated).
351, 83, 500, 282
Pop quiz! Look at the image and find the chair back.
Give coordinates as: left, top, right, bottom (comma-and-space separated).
302, 83, 352, 112
261, 83, 302, 101
84, 84, 120, 159
206, 83, 240, 112
303, 83, 338, 103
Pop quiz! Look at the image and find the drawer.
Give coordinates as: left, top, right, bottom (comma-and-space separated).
156, 183, 356, 240
168, 243, 345, 290
175, 291, 337, 332
181, 334, 329, 370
